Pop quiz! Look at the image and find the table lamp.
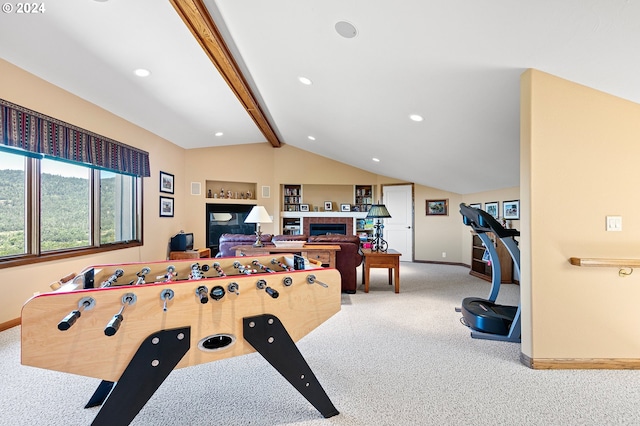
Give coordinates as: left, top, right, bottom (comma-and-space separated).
366, 203, 391, 252
244, 206, 272, 247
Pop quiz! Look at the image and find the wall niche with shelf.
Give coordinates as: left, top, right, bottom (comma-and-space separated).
206, 180, 257, 202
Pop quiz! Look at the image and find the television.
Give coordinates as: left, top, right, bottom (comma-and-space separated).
170, 232, 194, 251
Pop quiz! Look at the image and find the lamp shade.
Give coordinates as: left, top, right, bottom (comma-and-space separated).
244, 206, 272, 224
366, 204, 391, 219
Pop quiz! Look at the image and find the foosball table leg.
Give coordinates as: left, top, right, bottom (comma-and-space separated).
243, 314, 339, 418
90, 327, 191, 426
85, 380, 114, 408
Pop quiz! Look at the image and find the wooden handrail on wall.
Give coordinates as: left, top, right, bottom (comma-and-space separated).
569, 257, 640, 277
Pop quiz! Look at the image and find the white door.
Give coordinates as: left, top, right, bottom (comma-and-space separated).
382, 184, 413, 261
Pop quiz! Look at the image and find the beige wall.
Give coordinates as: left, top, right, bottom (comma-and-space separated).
0, 59, 186, 323
522, 69, 640, 360
182, 144, 389, 248
0, 58, 517, 327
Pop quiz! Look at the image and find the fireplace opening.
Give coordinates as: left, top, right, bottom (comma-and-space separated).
206, 203, 256, 255
309, 223, 347, 236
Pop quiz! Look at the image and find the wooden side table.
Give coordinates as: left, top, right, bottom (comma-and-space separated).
362, 249, 402, 293
169, 248, 211, 260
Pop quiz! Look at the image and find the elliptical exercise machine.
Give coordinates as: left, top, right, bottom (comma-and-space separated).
458, 203, 521, 343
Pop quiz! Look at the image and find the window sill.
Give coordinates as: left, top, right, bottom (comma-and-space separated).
0, 241, 143, 269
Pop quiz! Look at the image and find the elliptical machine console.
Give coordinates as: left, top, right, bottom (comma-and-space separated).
458, 203, 521, 343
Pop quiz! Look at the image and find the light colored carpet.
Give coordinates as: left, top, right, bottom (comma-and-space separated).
2, 262, 640, 425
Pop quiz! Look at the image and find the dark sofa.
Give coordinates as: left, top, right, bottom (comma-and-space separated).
216, 233, 363, 293
307, 235, 363, 293
217, 233, 274, 257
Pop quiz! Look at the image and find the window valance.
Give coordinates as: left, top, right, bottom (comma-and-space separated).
0, 98, 150, 177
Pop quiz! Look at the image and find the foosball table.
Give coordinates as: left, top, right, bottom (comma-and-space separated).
21, 254, 342, 425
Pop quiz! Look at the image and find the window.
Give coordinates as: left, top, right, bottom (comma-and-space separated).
0, 150, 142, 267
100, 170, 137, 244
41, 158, 91, 251
0, 151, 26, 256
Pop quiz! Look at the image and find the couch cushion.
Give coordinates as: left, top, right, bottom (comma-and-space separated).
217, 233, 273, 257
308, 235, 361, 245
272, 234, 308, 242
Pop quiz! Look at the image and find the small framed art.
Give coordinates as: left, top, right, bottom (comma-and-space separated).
503, 200, 520, 220
469, 203, 481, 209
341, 204, 351, 212
324, 201, 333, 211
426, 199, 448, 216
160, 171, 174, 194
160, 196, 174, 217
484, 202, 499, 218
300, 204, 310, 212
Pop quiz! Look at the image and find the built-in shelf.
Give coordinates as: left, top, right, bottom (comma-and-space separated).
206, 198, 255, 204
206, 180, 257, 201
281, 211, 368, 218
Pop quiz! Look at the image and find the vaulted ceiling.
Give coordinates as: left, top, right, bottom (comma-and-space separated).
1, 0, 638, 194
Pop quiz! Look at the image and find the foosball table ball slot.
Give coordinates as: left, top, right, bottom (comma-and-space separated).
197, 333, 236, 352
57, 296, 96, 331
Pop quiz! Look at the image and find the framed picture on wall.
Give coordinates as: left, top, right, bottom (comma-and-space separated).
160, 196, 174, 217
484, 201, 499, 218
426, 199, 448, 216
503, 200, 520, 220
160, 171, 174, 194
469, 203, 481, 209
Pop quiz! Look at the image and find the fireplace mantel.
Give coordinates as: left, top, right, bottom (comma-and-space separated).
281, 211, 368, 219
280, 211, 369, 235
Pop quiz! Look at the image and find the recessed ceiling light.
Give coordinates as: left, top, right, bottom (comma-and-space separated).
307, 136, 316, 141
298, 76, 312, 85
372, 158, 380, 162
335, 21, 358, 38
215, 132, 223, 137
409, 114, 424, 122
134, 68, 151, 77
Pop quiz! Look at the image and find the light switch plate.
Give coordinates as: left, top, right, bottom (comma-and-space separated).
606, 216, 622, 231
